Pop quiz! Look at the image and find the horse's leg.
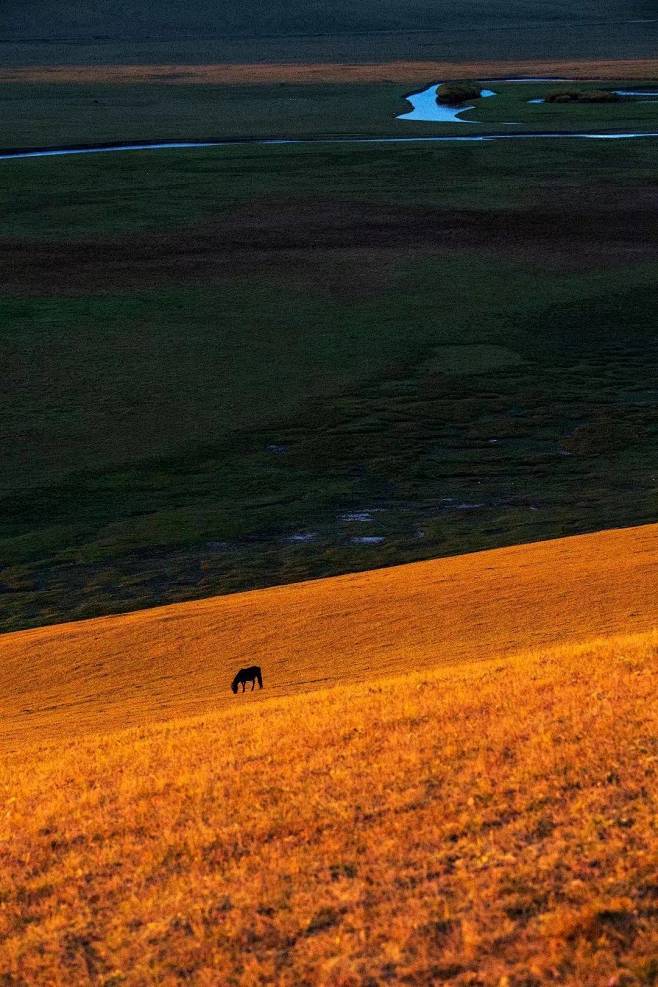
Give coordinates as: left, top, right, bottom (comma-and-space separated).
251, 679, 255, 690
242, 681, 246, 692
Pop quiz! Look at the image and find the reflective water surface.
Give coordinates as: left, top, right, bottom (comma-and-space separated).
397, 83, 496, 123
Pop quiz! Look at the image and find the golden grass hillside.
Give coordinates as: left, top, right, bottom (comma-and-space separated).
1, 524, 657, 751
2, 629, 658, 986
5, 58, 658, 85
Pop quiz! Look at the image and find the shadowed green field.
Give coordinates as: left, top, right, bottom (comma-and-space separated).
2, 0, 657, 66
1, 136, 658, 631
3, 80, 658, 151
3, 0, 649, 41
6, 133, 658, 236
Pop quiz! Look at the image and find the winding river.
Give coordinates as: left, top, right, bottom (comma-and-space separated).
4, 130, 658, 161
396, 77, 658, 122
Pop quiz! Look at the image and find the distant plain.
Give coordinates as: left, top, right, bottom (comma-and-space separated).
2, 115, 658, 629
2, 0, 658, 66
4, 77, 658, 149
2, 0, 658, 630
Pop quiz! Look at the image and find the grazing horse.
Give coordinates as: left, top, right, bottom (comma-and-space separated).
231, 665, 263, 694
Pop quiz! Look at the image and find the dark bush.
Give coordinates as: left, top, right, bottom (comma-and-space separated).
545, 89, 620, 104
585, 89, 622, 103
437, 81, 483, 105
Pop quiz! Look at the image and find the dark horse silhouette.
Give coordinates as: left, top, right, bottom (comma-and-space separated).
231, 665, 263, 694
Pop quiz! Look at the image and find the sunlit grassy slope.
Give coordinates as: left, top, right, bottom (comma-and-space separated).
1, 523, 657, 754
1, 526, 657, 982
2, 629, 658, 984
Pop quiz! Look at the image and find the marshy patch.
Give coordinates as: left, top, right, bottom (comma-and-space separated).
285, 531, 318, 543
340, 512, 371, 523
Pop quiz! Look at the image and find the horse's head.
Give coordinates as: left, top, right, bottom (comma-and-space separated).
231, 677, 239, 694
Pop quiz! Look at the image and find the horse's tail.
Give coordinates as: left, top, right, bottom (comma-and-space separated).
256, 667, 263, 688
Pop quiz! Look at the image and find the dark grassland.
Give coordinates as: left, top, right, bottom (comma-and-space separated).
2, 137, 658, 631
2, 0, 657, 65
3, 80, 658, 150
3, 0, 649, 41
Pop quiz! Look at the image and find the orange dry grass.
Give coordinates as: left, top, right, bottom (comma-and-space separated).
1, 524, 657, 751
3, 59, 658, 86
2, 630, 658, 985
